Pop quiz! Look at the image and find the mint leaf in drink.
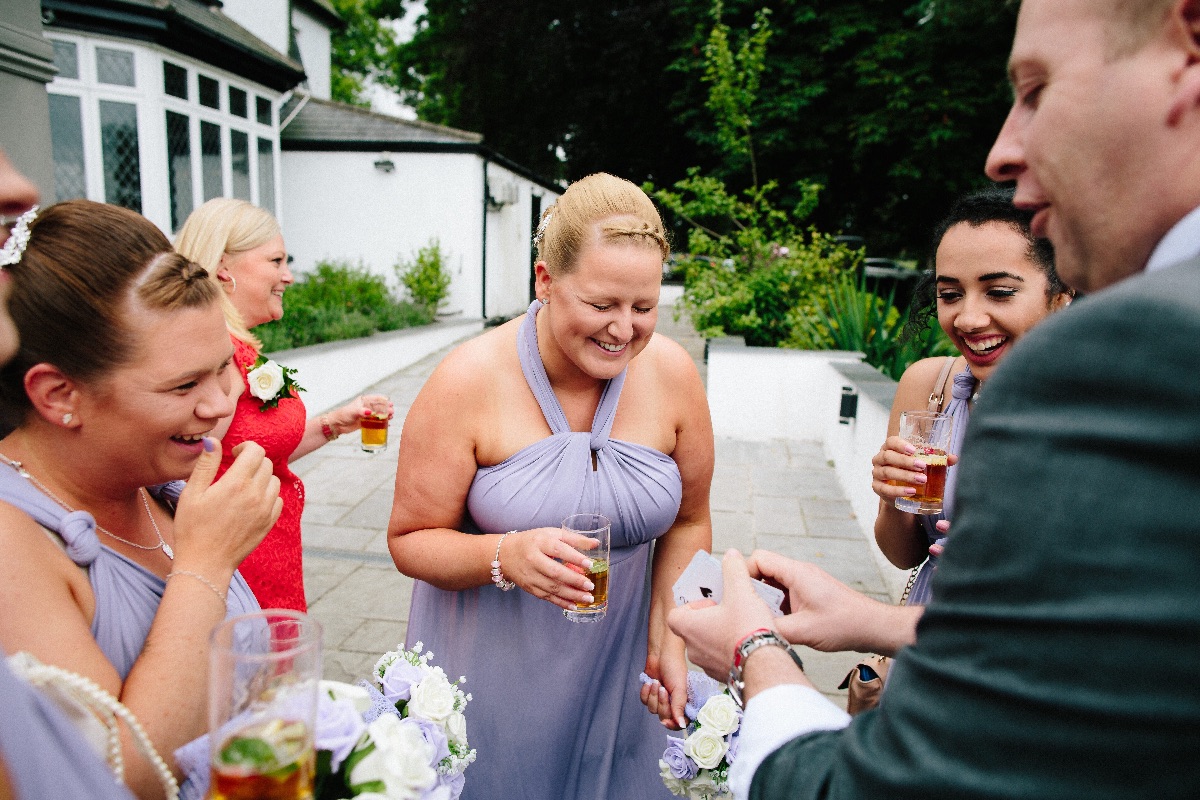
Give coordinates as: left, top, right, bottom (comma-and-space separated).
219, 736, 276, 769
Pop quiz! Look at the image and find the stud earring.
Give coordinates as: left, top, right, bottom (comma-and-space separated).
62, 412, 73, 425
541, 296, 550, 305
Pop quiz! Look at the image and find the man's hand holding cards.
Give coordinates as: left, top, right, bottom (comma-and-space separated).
672, 549, 785, 615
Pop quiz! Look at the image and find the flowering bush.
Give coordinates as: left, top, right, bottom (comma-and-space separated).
658, 672, 741, 799
314, 643, 476, 800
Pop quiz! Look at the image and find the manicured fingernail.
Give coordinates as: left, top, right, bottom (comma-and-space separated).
582, 594, 594, 604
583, 558, 594, 570
914, 474, 927, 484
202, 437, 215, 452
584, 580, 595, 592
902, 444, 915, 455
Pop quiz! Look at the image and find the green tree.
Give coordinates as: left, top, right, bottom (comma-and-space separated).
329, 0, 407, 106
387, 0, 701, 183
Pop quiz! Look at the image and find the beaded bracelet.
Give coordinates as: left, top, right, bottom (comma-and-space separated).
166, 570, 228, 609
490, 531, 517, 591
320, 415, 339, 441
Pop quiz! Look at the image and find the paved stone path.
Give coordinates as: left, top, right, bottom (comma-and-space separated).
294, 299, 896, 705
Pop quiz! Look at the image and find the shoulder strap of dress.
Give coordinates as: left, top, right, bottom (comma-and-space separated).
589, 367, 627, 451
0, 465, 100, 566
927, 356, 956, 412
517, 301, 571, 434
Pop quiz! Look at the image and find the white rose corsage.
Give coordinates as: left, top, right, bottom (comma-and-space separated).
246, 355, 304, 411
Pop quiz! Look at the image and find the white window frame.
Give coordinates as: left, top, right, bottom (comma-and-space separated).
45, 33, 284, 233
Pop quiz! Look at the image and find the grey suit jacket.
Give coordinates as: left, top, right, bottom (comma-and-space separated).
752, 255, 1200, 798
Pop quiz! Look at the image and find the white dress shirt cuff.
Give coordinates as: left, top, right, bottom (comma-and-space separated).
729, 684, 851, 800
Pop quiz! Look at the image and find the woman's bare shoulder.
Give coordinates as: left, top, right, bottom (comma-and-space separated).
424, 319, 520, 393
894, 355, 962, 410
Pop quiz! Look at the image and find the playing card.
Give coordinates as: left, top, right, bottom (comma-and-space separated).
672, 550, 785, 616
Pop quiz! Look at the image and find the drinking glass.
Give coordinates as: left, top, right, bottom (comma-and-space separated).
208, 610, 323, 800
893, 410, 954, 514
562, 512, 610, 623
360, 412, 389, 454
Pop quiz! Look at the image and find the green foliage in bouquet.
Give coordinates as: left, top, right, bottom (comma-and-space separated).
397, 239, 453, 315
256, 260, 432, 352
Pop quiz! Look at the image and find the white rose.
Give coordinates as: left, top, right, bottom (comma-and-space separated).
684, 728, 728, 771
659, 760, 689, 797
408, 673, 456, 722
320, 679, 372, 715
696, 694, 740, 737
687, 773, 722, 800
350, 716, 438, 799
247, 360, 285, 401
445, 711, 468, 747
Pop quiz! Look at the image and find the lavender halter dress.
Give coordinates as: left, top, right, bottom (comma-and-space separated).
0, 647, 136, 800
405, 301, 684, 800
0, 464, 260, 680
909, 366, 977, 605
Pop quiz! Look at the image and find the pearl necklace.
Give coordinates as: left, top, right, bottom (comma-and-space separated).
0, 455, 174, 559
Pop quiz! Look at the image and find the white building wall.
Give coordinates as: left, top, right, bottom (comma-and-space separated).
220, 0, 291, 57
292, 8, 333, 100
281, 149, 486, 318
706, 344, 907, 598
483, 163, 545, 318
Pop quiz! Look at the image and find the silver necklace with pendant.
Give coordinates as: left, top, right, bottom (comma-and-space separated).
0, 454, 173, 559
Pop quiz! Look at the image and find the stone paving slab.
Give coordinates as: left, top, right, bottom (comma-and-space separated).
295, 299, 898, 708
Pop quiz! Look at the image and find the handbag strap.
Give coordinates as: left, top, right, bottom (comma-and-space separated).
927, 356, 956, 412
898, 564, 920, 606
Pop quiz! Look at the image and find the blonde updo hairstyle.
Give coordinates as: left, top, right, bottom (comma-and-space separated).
175, 197, 282, 349
535, 173, 669, 277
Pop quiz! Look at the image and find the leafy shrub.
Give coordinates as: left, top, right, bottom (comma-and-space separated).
397, 239, 452, 314
796, 272, 956, 380
256, 260, 432, 352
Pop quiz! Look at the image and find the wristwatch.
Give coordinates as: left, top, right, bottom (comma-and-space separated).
728, 628, 804, 709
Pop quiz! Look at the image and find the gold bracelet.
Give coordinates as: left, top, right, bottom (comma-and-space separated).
166, 570, 228, 608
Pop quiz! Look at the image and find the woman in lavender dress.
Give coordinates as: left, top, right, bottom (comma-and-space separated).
389, 173, 714, 799
0, 199, 280, 799
872, 188, 1073, 608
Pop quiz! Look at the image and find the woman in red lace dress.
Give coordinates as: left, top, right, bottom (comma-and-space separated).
177, 199, 392, 611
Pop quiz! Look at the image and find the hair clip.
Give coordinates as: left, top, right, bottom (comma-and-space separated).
0, 205, 39, 267
533, 209, 554, 247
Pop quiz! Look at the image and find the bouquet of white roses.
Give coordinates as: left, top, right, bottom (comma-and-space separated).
656, 672, 742, 800
314, 642, 476, 800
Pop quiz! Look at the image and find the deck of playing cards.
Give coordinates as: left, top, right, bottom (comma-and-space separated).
672, 550, 785, 616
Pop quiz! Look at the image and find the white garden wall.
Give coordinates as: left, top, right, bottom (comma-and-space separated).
706, 341, 907, 597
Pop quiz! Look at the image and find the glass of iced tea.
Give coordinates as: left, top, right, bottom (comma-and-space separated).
562, 513, 610, 623
893, 410, 954, 515
360, 411, 389, 454
209, 610, 322, 800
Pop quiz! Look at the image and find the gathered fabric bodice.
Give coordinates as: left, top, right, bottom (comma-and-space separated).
0, 463, 260, 680
465, 300, 683, 556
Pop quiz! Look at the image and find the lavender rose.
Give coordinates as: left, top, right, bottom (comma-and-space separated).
662, 736, 699, 780
315, 693, 367, 771
378, 659, 426, 705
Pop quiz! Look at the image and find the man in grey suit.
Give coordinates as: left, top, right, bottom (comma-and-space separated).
667, 0, 1200, 797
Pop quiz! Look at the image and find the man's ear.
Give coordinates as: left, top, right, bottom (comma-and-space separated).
1168, 0, 1200, 125
23, 363, 82, 429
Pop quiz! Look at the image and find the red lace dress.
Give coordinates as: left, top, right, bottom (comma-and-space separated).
220, 336, 308, 611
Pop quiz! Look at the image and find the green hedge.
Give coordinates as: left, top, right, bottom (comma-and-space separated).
256, 260, 433, 352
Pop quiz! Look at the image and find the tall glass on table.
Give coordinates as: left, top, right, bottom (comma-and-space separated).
208, 610, 323, 800
893, 410, 954, 514
562, 513, 611, 623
